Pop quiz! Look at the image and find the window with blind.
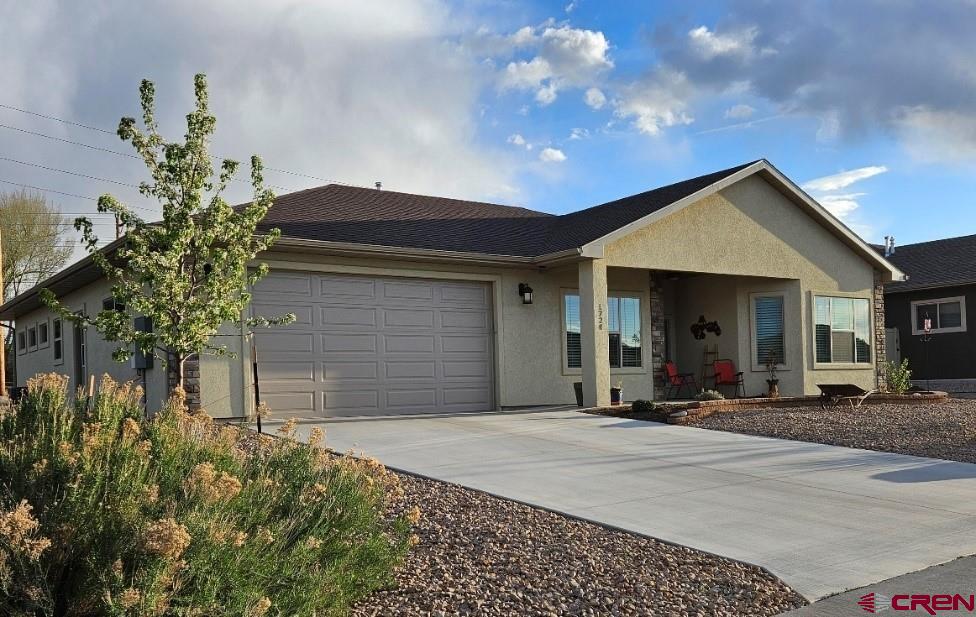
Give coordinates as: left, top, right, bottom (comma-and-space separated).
910, 296, 966, 334
813, 296, 871, 364
564, 292, 642, 370
752, 294, 785, 367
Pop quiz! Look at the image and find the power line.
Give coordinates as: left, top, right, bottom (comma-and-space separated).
0, 156, 140, 188
0, 123, 293, 192
0, 178, 158, 214
0, 102, 353, 186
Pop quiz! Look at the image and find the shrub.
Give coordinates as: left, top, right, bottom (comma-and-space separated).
630, 399, 658, 414
885, 359, 913, 394
695, 389, 725, 401
0, 374, 413, 616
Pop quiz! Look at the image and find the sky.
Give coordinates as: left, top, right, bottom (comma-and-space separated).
2, 0, 976, 265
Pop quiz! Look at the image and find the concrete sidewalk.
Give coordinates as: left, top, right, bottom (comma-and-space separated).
290, 408, 976, 600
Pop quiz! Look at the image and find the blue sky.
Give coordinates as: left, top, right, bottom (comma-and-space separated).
2, 0, 975, 253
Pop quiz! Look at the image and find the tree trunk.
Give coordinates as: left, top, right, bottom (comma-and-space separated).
168, 351, 185, 399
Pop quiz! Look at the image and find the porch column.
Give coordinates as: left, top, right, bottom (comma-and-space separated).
579, 259, 610, 407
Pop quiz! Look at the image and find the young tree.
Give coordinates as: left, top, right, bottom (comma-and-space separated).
42, 74, 292, 393
0, 190, 74, 301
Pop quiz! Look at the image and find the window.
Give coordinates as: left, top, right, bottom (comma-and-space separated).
564, 292, 642, 370
17, 331, 26, 355
38, 321, 49, 348
53, 318, 63, 364
752, 294, 785, 367
28, 326, 37, 351
103, 297, 126, 312
911, 296, 966, 335
814, 296, 871, 365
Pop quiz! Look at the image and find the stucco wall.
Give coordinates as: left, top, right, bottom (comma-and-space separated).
12, 278, 170, 410
605, 174, 877, 395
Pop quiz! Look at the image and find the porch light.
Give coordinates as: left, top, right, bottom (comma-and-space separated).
518, 283, 534, 304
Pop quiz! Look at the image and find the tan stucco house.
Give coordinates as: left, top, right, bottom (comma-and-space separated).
1, 160, 904, 418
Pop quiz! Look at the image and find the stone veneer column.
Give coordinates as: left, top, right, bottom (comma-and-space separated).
649, 271, 666, 401
167, 351, 202, 410
579, 259, 610, 407
873, 270, 887, 392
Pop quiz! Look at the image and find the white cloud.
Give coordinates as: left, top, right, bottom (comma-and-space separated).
584, 87, 606, 109
724, 103, 755, 120
0, 0, 521, 226
688, 25, 758, 60
801, 166, 888, 193
569, 127, 589, 140
539, 147, 567, 162
802, 165, 888, 229
497, 24, 612, 106
613, 69, 694, 135
895, 107, 976, 166
507, 133, 526, 146
565, 1, 577, 13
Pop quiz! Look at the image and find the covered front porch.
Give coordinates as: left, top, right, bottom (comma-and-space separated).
572, 259, 799, 407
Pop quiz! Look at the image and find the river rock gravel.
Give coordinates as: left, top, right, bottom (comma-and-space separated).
689, 399, 976, 463
354, 472, 806, 617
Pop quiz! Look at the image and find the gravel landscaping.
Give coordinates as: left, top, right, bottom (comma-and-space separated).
689, 398, 976, 463
354, 472, 806, 617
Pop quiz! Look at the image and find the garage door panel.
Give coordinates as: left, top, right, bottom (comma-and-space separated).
385, 361, 436, 379
321, 306, 377, 327
439, 284, 489, 305
387, 389, 437, 409
254, 272, 493, 418
320, 276, 376, 299
322, 361, 378, 381
441, 335, 490, 353
260, 361, 315, 381
383, 308, 434, 328
253, 273, 312, 296
322, 333, 377, 353
324, 390, 380, 413
384, 334, 435, 354
255, 332, 314, 353
264, 391, 316, 412
383, 281, 434, 301
440, 309, 489, 329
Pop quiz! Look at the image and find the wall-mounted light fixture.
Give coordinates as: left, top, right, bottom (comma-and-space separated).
518, 283, 534, 305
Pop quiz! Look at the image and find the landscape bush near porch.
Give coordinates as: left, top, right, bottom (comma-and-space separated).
0, 374, 413, 616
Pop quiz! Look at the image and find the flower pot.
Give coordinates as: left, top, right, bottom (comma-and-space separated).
766, 379, 780, 399
610, 387, 623, 405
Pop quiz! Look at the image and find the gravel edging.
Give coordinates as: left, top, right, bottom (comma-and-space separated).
687, 399, 976, 464
355, 469, 806, 616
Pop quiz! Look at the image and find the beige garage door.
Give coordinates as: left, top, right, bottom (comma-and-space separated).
251, 271, 495, 418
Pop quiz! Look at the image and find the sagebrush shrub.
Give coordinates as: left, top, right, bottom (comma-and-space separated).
0, 374, 413, 616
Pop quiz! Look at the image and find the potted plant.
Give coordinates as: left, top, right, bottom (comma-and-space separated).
610, 381, 623, 406
765, 352, 780, 398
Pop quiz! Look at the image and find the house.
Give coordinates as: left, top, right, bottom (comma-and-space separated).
882, 233, 976, 391
0, 160, 904, 418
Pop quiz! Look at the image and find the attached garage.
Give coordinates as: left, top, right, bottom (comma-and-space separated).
250, 271, 495, 418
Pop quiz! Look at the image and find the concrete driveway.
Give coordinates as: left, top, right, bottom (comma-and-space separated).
291, 407, 976, 600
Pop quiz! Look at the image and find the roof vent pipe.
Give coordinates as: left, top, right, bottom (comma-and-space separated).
883, 235, 890, 257
375, 181, 382, 190
888, 235, 896, 256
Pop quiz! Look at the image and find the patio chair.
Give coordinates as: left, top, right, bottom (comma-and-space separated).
817, 384, 877, 410
711, 359, 745, 399
664, 361, 698, 399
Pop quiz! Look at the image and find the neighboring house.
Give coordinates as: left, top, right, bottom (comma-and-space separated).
0, 160, 903, 418
882, 234, 976, 391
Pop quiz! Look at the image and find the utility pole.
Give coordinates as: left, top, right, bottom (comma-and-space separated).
0, 224, 6, 397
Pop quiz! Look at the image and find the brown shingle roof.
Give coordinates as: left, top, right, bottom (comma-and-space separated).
255, 161, 758, 257
884, 233, 976, 292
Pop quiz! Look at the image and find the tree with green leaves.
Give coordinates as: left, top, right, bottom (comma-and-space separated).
0, 190, 74, 302
42, 74, 292, 393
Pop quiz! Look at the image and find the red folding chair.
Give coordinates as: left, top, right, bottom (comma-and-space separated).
711, 359, 745, 399
664, 361, 698, 399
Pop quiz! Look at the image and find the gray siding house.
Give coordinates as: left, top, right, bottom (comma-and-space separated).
1, 160, 904, 418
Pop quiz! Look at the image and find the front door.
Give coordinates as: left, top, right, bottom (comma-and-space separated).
885, 327, 900, 365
